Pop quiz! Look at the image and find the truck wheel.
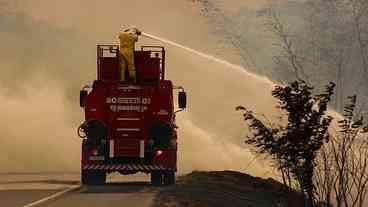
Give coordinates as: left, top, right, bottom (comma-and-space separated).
82, 170, 106, 185
151, 171, 163, 186
163, 171, 175, 185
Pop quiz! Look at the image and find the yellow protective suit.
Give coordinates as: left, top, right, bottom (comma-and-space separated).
118, 29, 140, 81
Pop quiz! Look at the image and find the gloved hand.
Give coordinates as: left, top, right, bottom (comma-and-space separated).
123, 26, 142, 35
132, 27, 142, 35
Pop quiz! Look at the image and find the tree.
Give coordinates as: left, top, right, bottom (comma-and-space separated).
261, 7, 310, 82
237, 80, 335, 207
248, 1, 368, 206
260, 0, 368, 113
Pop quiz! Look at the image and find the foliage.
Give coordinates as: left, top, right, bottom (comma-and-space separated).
237, 80, 335, 206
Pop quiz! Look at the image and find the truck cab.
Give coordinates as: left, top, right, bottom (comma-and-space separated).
78, 45, 186, 185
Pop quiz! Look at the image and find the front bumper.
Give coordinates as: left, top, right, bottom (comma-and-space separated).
82, 163, 175, 172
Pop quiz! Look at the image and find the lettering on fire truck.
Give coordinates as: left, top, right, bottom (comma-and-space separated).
106, 97, 151, 104
106, 97, 151, 112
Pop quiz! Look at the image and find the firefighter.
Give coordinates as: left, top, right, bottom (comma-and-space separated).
118, 27, 141, 82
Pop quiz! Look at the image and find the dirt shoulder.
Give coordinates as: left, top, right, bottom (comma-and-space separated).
153, 171, 303, 207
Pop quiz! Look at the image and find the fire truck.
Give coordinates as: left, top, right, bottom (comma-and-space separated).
78, 45, 186, 185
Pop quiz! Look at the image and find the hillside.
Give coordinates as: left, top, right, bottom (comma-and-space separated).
153, 171, 303, 207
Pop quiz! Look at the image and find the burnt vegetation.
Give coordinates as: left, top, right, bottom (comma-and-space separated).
314, 96, 368, 207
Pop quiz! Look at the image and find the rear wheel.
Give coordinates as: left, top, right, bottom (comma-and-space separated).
163, 171, 175, 185
151, 171, 163, 186
81, 170, 106, 185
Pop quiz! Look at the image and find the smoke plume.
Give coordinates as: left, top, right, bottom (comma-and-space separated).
0, 0, 278, 176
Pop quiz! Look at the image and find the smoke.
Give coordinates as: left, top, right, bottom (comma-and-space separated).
0, 76, 80, 172
177, 114, 273, 175
1, 0, 279, 176
163, 44, 278, 175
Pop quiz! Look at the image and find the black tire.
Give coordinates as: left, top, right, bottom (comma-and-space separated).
151, 171, 163, 186
83, 120, 107, 146
163, 171, 175, 185
81, 170, 106, 185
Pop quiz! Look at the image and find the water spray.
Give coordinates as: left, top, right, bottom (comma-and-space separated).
141, 32, 273, 85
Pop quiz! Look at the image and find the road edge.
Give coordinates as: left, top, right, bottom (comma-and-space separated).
21, 185, 81, 207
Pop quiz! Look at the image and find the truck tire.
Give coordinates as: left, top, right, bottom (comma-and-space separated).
82, 170, 106, 185
151, 171, 163, 186
163, 171, 175, 185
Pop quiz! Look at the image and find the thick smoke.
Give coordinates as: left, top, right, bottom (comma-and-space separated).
0, 77, 80, 172
165, 47, 278, 175
1, 0, 278, 176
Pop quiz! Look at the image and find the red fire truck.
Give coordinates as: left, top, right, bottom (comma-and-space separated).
78, 45, 186, 185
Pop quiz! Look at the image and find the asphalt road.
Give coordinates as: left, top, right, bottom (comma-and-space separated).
0, 173, 158, 207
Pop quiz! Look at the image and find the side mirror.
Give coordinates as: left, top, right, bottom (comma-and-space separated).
80, 90, 88, 107
178, 91, 187, 109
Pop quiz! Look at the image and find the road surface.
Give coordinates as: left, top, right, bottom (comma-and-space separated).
0, 173, 158, 207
